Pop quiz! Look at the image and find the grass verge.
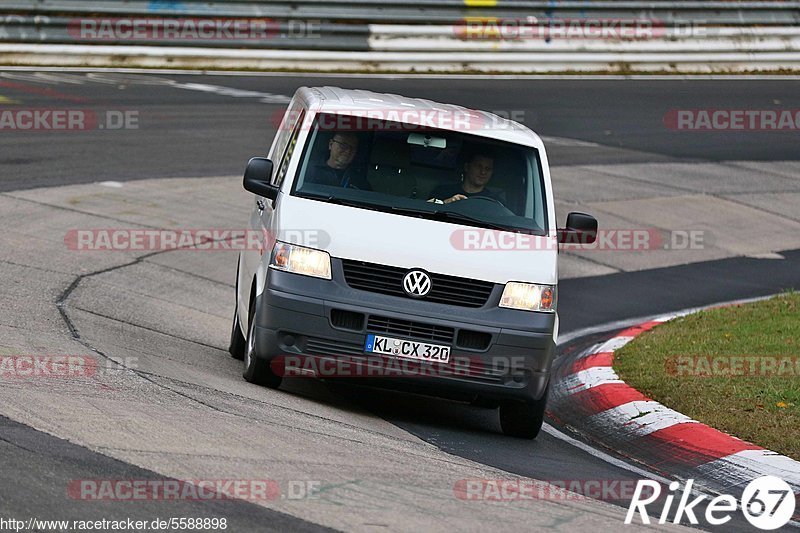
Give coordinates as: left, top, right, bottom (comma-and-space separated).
614, 292, 800, 460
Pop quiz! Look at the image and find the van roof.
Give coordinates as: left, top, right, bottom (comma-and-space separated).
296, 86, 544, 149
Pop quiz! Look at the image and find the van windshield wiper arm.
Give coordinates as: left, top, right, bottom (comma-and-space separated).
390, 206, 514, 232
297, 192, 385, 212
299, 196, 526, 232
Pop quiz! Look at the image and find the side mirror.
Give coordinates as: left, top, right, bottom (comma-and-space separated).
558, 212, 598, 245
243, 157, 278, 201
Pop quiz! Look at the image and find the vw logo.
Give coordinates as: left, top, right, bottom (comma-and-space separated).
403, 270, 432, 297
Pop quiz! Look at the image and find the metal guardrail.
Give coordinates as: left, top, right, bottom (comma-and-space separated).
1, 1, 799, 72
1, 2, 799, 49
4, 42, 800, 73
4, 17, 800, 50
2, 0, 800, 25
0, 16, 371, 50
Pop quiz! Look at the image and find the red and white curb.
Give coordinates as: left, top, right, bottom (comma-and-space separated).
550, 314, 800, 497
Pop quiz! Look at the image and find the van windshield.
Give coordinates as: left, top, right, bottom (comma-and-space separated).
290, 112, 548, 234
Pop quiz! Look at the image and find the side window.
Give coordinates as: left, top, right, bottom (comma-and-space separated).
272, 108, 306, 187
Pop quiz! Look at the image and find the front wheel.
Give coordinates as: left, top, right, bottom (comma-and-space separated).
499, 391, 548, 439
242, 299, 282, 389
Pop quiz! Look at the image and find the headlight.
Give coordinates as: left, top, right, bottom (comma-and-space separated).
269, 242, 331, 280
499, 282, 556, 312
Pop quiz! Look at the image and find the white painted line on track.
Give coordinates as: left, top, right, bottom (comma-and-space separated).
540, 136, 603, 148
167, 81, 291, 103
542, 422, 727, 509
541, 423, 673, 485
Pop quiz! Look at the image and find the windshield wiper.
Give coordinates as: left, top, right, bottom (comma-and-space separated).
297, 192, 386, 212
300, 196, 530, 233
390, 206, 515, 232
389, 206, 434, 217
431, 210, 517, 232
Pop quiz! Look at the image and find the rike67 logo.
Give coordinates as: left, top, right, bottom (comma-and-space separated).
626, 476, 796, 530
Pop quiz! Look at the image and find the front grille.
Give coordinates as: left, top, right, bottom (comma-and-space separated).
438, 356, 509, 384
367, 315, 454, 344
341, 259, 494, 308
330, 309, 365, 331
305, 337, 365, 357
456, 330, 492, 351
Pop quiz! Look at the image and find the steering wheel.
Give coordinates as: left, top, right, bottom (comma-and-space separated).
463, 195, 505, 208
460, 195, 516, 217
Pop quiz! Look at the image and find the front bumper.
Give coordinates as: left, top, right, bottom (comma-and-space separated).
252, 262, 556, 403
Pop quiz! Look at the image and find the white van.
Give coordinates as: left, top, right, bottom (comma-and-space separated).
229, 87, 597, 439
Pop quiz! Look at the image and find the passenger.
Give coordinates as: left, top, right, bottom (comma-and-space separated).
304, 132, 363, 188
429, 152, 505, 204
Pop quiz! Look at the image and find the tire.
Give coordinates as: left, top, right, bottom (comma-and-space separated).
499, 391, 548, 440
228, 305, 246, 360
242, 297, 282, 389
229, 264, 246, 360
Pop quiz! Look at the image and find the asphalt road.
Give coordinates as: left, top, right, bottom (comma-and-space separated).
1, 72, 800, 192
1, 71, 798, 531
0, 415, 332, 532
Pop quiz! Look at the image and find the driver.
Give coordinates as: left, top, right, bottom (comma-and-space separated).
429, 152, 505, 205
304, 132, 368, 188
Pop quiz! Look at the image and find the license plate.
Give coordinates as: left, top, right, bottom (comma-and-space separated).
365, 334, 450, 364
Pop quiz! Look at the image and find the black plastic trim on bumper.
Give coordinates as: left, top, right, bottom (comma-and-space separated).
253, 268, 556, 403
